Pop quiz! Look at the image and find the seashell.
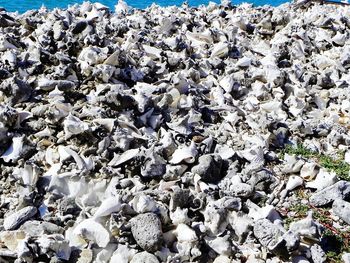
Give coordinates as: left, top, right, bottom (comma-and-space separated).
174, 223, 197, 243
13, 164, 39, 186
108, 148, 140, 167
285, 175, 303, 191
211, 42, 229, 58
204, 235, 231, 256
169, 141, 198, 164
306, 168, 338, 192
345, 150, 350, 165
219, 75, 234, 93
37, 234, 71, 261
93, 196, 123, 219
131, 194, 158, 214
63, 113, 89, 139
73, 219, 110, 248
170, 207, 190, 225
332, 32, 346, 46
236, 57, 252, 68
300, 162, 319, 181
95, 243, 118, 263
93, 118, 116, 133
289, 213, 321, 241
1, 135, 25, 163
114, 0, 130, 14
110, 244, 137, 263
282, 154, 305, 174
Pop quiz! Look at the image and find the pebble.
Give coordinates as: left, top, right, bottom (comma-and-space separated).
191, 154, 223, 183
130, 251, 160, 263
130, 213, 163, 252
332, 199, 350, 225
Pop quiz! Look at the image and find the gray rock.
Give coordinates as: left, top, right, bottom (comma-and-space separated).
232, 183, 254, 198
131, 213, 163, 252
19, 220, 64, 236
253, 219, 284, 249
310, 244, 326, 263
253, 219, 288, 258
282, 231, 300, 252
332, 199, 350, 225
4, 206, 37, 230
192, 154, 223, 183
169, 188, 190, 210
309, 181, 350, 207
130, 252, 159, 263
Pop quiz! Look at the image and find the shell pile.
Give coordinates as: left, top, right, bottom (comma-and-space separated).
1, 0, 350, 262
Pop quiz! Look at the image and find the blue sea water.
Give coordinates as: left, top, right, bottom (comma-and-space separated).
0, 0, 289, 13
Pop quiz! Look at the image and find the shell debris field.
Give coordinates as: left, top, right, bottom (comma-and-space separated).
0, 0, 350, 262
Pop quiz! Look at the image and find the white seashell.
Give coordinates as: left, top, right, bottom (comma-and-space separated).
219, 75, 234, 93
211, 42, 229, 58
306, 168, 338, 192
282, 154, 305, 174
93, 118, 116, 133
236, 57, 252, 68
73, 219, 110, 248
143, 45, 162, 59
300, 162, 319, 181
13, 164, 38, 186
205, 236, 231, 256
170, 141, 198, 164
345, 150, 350, 165
213, 255, 235, 263
104, 50, 120, 66
170, 207, 190, 225
175, 223, 197, 243
108, 148, 140, 167
63, 113, 89, 139
289, 213, 320, 240
95, 243, 118, 263
286, 175, 303, 191
247, 202, 281, 222
110, 244, 137, 263
131, 194, 158, 214
93, 196, 122, 219
186, 30, 213, 45
37, 234, 71, 261
114, 0, 130, 14
332, 32, 346, 46
1, 135, 25, 163
58, 146, 87, 171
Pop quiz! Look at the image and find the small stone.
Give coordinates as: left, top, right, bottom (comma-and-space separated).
4, 206, 37, 230
130, 251, 159, 263
170, 188, 190, 210
19, 220, 64, 236
131, 213, 163, 252
228, 183, 254, 198
253, 219, 283, 249
191, 154, 223, 183
332, 199, 350, 225
309, 181, 350, 207
310, 244, 326, 263
253, 219, 288, 258
282, 231, 300, 252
